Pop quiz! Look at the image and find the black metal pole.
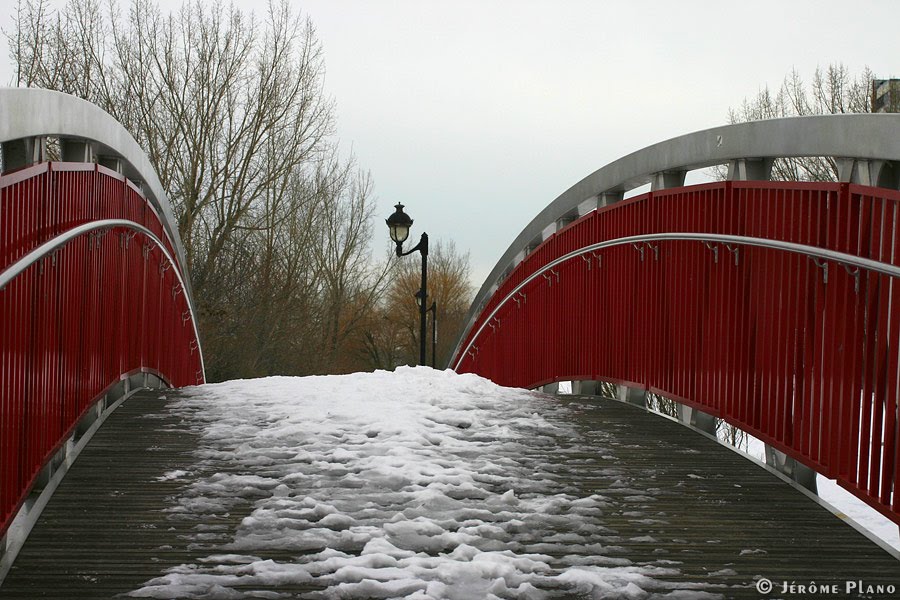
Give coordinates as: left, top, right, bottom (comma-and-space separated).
418, 233, 428, 367
394, 226, 429, 368
430, 301, 437, 368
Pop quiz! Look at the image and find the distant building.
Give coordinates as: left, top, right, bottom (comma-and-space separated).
871, 79, 900, 113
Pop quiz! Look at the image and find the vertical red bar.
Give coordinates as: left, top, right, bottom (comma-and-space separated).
772, 189, 788, 450
759, 190, 775, 438
867, 196, 890, 497
736, 184, 753, 432
857, 194, 876, 489
882, 203, 899, 508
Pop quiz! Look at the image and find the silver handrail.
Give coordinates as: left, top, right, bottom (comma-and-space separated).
0, 218, 206, 377
451, 232, 900, 370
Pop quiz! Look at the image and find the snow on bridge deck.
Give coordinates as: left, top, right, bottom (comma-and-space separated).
1, 368, 897, 599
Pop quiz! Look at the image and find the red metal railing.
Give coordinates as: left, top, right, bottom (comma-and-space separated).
455, 181, 899, 526
1, 162, 204, 537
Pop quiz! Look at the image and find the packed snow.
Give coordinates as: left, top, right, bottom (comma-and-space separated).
129, 368, 727, 599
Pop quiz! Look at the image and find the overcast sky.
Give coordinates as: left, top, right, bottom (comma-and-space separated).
2, 0, 897, 284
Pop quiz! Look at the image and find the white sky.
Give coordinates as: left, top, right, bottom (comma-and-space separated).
2, 0, 898, 284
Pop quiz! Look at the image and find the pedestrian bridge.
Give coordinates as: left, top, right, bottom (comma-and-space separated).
1, 373, 899, 599
1, 88, 899, 597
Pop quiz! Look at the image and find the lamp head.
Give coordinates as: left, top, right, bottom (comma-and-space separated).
386, 203, 413, 245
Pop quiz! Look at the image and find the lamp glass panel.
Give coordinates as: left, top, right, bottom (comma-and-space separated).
391, 224, 410, 243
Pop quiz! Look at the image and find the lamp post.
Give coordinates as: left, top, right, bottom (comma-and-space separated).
429, 301, 437, 368
416, 292, 437, 368
386, 203, 428, 366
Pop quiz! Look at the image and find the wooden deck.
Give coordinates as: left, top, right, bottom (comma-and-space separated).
0, 390, 897, 599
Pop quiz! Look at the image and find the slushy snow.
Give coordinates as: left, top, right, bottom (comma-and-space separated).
129, 368, 725, 599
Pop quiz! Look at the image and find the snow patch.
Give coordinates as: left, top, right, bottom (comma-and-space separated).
129, 367, 723, 599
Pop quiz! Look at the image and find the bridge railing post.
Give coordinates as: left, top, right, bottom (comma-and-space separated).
597, 191, 624, 210
617, 385, 647, 408
836, 157, 900, 188
650, 170, 686, 191
60, 139, 94, 163
676, 404, 718, 436
571, 380, 599, 395
727, 157, 774, 181
1, 136, 44, 171
765, 446, 818, 494
541, 382, 559, 394
97, 155, 123, 174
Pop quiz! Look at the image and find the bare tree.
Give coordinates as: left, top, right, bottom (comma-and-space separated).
720, 63, 875, 182
712, 62, 877, 446
9, 0, 392, 380
308, 160, 393, 373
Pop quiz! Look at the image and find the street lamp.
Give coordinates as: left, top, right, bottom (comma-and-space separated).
387, 203, 429, 366
415, 291, 437, 368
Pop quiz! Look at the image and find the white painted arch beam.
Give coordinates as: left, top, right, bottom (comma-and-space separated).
0, 87, 196, 326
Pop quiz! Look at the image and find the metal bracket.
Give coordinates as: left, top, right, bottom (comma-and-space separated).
704, 242, 719, 263
172, 283, 183, 299
581, 253, 602, 271
122, 231, 138, 249
182, 310, 191, 324
841, 263, 860, 293
142, 243, 152, 259
159, 261, 172, 275
543, 272, 553, 287
89, 230, 107, 250
725, 243, 740, 266
551, 268, 560, 282
39, 251, 59, 274
809, 256, 829, 284
632, 243, 645, 262
634, 242, 658, 262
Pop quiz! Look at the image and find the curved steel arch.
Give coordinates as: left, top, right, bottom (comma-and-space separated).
451, 114, 900, 366
0, 87, 195, 319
